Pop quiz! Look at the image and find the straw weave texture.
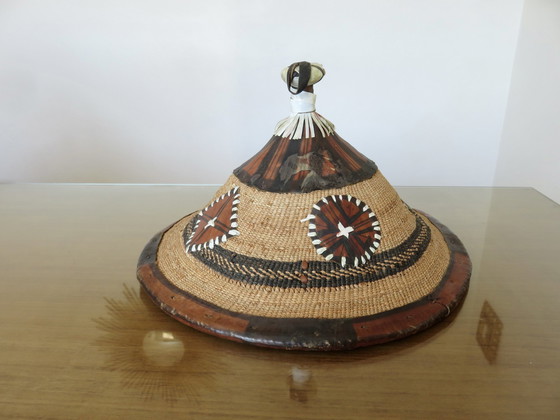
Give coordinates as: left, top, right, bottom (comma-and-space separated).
155, 171, 451, 319
213, 171, 416, 262
182, 212, 430, 288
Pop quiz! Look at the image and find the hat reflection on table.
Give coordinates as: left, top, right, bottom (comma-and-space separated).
137, 61, 471, 351
93, 285, 220, 402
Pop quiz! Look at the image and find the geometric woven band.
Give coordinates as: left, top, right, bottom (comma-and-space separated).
182, 210, 431, 289
137, 211, 471, 350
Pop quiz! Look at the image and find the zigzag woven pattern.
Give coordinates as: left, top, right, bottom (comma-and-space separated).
182, 210, 431, 289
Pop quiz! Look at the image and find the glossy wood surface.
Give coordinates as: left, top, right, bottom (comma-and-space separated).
1, 185, 559, 419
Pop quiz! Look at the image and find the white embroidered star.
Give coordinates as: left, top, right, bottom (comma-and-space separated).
204, 217, 217, 229
336, 221, 354, 239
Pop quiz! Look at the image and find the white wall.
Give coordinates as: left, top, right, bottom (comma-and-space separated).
0, 1, 524, 186
495, 0, 560, 204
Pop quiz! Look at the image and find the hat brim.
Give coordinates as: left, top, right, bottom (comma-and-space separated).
137, 210, 471, 351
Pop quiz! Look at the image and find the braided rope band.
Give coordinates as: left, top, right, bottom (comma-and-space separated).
182, 210, 430, 289
137, 211, 471, 350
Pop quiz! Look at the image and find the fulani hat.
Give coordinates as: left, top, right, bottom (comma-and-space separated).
137, 62, 471, 350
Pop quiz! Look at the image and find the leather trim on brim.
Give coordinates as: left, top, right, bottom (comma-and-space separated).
137, 211, 471, 351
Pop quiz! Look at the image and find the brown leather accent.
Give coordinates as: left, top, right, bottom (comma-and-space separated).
137, 264, 249, 339
233, 133, 378, 193
352, 251, 470, 345
137, 212, 470, 350
238, 137, 276, 176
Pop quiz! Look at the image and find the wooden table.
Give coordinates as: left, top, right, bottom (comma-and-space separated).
1, 184, 558, 419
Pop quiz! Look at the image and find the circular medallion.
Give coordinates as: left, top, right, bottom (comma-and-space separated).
305, 194, 381, 267
185, 186, 240, 252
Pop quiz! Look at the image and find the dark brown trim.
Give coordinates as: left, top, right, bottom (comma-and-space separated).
137, 212, 471, 351
183, 211, 431, 288
233, 134, 378, 193
138, 264, 249, 341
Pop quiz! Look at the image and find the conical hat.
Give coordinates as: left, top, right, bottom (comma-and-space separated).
137, 62, 471, 351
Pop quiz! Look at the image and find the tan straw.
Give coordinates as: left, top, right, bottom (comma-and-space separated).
137, 61, 471, 350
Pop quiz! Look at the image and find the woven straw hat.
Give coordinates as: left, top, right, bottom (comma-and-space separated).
137, 61, 471, 351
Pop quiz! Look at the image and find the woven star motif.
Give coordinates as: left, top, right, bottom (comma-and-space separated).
185, 186, 240, 252
304, 194, 381, 267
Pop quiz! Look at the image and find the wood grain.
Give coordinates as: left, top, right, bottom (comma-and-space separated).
1, 185, 559, 419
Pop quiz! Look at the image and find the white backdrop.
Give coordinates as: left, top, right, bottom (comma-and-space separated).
495, 0, 560, 204
1, 1, 547, 193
